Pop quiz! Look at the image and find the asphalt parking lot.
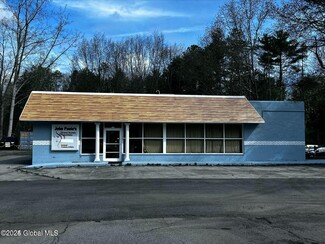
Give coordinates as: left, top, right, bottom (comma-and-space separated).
2, 150, 325, 181
0, 150, 325, 243
0, 150, 31, 165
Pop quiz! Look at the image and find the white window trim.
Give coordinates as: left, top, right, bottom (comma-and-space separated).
80, 123, 104, 155
123, 123, 244, 155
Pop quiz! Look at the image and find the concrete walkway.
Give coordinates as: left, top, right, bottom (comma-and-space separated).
1, 150, 325, 181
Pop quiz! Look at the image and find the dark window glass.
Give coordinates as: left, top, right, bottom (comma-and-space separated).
206, 140, 223, 153
106, 145, 120, 152
81, 139, 95, 153
106, 153, 120, 158
81, 139, 103, 154
82, 123, 95, 137
106, 130, 120, 143
167, 124, 184, 138
81, 123, 103, 154
186, 124, 204, 138
225, 124, 242, 138
144, 139, 163, 153
167, 139, 185, 153
82, 123, 103, 138
130, 139, 142, 153
186, 139, 204, 153
225, 140, 242, 153
144, 124, 163, 138
206, 124, 223, 138
130, 123, 142, 138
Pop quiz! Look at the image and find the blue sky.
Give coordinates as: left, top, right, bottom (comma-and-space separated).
52, 0, 227, 47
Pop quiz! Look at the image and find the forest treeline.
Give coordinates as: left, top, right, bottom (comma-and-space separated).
0, 0, 324, 144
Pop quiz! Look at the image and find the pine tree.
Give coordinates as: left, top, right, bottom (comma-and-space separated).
259, 30, 307, 100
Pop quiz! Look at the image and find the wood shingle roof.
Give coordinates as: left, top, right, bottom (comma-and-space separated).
19, 91, 264, 123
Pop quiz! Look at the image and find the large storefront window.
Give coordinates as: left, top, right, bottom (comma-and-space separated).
186, 124, 204, 153
81, 123, 242, 155
129, 123, 142, 153
225, 124, 242, 153
143, 123, 163, 153
167, 124, 185, 153
127, 123, 243, 154
206, 124, 223, 153
81, 123, 103, 154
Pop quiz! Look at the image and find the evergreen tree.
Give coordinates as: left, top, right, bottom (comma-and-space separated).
291, 76, 325, 144
259, 30, 307, 100
225, 28, 250, 97
68, 69, 102, 92
166, 45, 206, 94
203, 28, 227, 95
109, 68, 128, 93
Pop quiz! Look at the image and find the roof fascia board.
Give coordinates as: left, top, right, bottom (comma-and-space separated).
30, 91, 246, 99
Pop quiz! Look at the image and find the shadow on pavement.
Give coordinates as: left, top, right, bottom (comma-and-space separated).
0, 150, 32, 165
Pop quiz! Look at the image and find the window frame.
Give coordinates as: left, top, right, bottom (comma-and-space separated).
82, 122, 244, 155
80, 122, 104, 155
164, 123, 244, 155
126, 123, 143, 154
143, 123, 163, 154
166, 123, 186, 153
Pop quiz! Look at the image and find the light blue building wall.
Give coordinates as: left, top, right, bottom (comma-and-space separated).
32, 122, 93, 165
32, 101, 305, 166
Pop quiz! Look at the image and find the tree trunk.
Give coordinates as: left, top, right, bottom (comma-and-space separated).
250, 48, 259, 100
0, 98, 3, 139
7, 83, 17, 137
279, 54, 284, 100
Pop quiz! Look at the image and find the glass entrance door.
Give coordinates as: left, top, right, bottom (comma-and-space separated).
103, 129, 122, 162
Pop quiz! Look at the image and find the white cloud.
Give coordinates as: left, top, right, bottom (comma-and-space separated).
163, 26, 205, 34
53, 0, 188, 19
112, 26, 204, 38
0, 1, 13, 19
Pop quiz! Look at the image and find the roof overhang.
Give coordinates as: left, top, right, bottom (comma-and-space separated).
20, 91, 265, 124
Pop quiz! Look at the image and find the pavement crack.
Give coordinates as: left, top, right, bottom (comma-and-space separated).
287, 230, 318, 244
17, 168, 60, 180
51, 222, 70, 244
138, 218, 171, 234
138, 225, 168, 234
255, 217, 272, 224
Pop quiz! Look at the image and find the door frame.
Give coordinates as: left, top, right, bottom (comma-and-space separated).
103, 128, 122, 162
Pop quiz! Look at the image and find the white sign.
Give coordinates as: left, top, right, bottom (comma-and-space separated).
51, 124, 79, 151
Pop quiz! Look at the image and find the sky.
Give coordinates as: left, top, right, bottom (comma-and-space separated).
52, 0, 227, 47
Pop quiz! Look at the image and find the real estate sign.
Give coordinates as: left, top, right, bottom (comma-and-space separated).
51, 124, 79, 151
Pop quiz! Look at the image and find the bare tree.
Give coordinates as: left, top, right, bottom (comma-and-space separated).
276, 0, 325, 72
213, 0, 274, 98
0, 0, 78, 136
72, 33, 109, 80
0, 24, 11, 138
71, 32, 182, 92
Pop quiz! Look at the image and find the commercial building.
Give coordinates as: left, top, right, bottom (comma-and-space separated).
20, 91, 305, 166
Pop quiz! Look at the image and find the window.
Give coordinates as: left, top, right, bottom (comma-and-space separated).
124, 123, 243, 154
129, 123, 142, 153
186, 124, 204, 153
81, 123, 103, 154
167, 124, 185, 153
143, 123, 163, 153
225, 124, 242, 153
206, 124, 223, 153
205, 124, 243, 153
